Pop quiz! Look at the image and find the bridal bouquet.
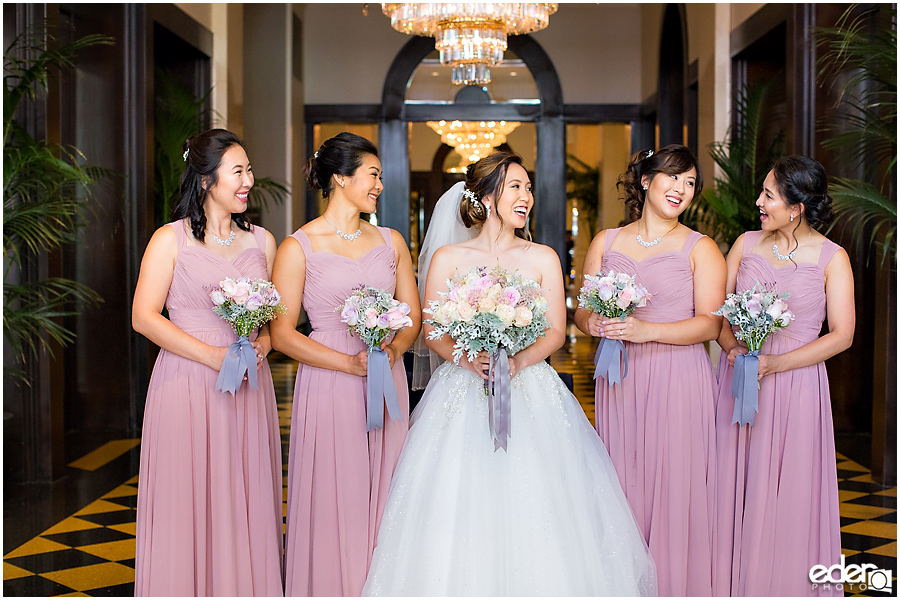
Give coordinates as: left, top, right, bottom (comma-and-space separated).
578, 271, 650, 387
424, 265, 550, 451
209, 277, 286, 396
713, 281, 793, 426
337, 285, 413, 431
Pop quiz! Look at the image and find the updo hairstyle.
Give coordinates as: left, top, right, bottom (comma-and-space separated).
617, 144, 704, 222
305, 132, 378, 199
770, 155, 834, 229
460, 151, 531, 240
173, 128, 252, 242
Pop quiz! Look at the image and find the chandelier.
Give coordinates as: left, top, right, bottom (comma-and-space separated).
427, 120, 520, 171
382, 3, 558, 85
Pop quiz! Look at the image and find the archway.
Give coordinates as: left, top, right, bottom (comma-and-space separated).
378, 34, 567, 266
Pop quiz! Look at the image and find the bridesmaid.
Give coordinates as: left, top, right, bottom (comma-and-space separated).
712, 156, 854, 596
132, 129, 283, 595
574, 144, 725, 596
272, 132, 421, 596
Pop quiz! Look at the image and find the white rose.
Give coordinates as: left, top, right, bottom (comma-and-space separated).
495, 304, 516, 327
513, 306, 533, 327
456, 301, 476, 322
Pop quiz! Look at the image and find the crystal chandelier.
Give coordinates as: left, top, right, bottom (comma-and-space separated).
427, 120, 520, 171
382, 3, 557, 85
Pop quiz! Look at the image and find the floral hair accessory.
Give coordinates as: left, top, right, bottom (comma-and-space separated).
314, 151, 318, 158
645, 149, 653, 158
183, 149, 189, 161
462, 188, 478, 204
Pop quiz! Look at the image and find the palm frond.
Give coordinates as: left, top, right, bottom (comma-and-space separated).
826, 178, 897, 266
3, 277, 103, 362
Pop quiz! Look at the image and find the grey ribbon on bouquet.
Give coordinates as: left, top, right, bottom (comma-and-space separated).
486, 349, 512, 452
593, 336, 629, 387
366, 347, 402, 432
731, 350, 761, 426
216, 336, 258, 396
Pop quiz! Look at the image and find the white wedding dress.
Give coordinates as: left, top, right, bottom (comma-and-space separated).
361, 359, 657, 596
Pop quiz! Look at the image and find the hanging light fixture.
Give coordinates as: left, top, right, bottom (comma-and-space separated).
427, 120, 520, 172
382, 3, 557, 85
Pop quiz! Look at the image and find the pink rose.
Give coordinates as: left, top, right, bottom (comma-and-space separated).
231, 280, 252, 305
615, 272, 632, 285
221, 278, 238, 296
634, 285, 650, 308
499, 287, 521, 306
766, 298, 787, 319
615, 286, 636, 310
364, 307, 379, 328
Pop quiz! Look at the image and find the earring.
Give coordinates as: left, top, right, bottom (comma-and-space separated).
340, 180, 344, 188
642, 185, 648, 190
790, 214, 794, 222
486, 205, 492, 219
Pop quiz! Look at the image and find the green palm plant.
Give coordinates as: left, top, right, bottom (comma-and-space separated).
153, 69, 289, 227
3, 27, 113, 380
817, 5, 896, 267
683, 78, 785, 248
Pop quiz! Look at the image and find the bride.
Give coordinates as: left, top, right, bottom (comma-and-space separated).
362, 152, 657, 596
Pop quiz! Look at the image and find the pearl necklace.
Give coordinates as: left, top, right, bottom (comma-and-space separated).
324, 216, 362, 241
212, 230, 235, 246
636, 223, 678, 248
772, 230, 812, 261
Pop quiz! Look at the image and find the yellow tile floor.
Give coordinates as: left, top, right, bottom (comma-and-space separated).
4, 332, 896, 596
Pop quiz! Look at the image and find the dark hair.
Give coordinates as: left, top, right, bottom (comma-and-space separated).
305, 132, 378, 198
617, 144, 704, 222
172, 128, 252, 242
460, 151, 531, 240
770, 155, 834, 228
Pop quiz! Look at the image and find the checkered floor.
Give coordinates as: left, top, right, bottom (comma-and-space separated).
4, 331, 896, 596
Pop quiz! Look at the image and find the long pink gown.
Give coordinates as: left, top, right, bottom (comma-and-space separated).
712, 230, 843, 597
594, 227, 717, 596
284, 227, 408, 597
134, 221, 284, 596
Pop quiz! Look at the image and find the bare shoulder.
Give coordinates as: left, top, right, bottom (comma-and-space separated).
524, 241, 562, 267
692, 233, 725, 260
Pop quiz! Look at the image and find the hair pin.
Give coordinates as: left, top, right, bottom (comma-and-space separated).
646, 149, 653, 158
314, 151, 318, 159
183, 149, 189, 161
462, 188, 478, 203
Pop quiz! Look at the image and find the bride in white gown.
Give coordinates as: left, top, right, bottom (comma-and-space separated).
362, 152, 657, 596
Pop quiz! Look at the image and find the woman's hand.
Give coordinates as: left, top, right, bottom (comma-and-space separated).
252, 340, 267, 370
599, 316, 653, 344
464, 351, 492, 381
725, 343, 748, 367
347, 349, 368, 377
756, 354, 782, 380
585, 312, 605, 337
381, 341, 400, 369
508, 355, 520, 379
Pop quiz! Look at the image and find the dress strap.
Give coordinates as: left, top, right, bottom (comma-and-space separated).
603, 227, 622, 253
817, 238, 842, 268
377, 226, 393, 247
290, 228, 313, 257
680, 230, 705, 254
251, 224, 267, 250
742, 230, 763, 256
167, 220, 187, 248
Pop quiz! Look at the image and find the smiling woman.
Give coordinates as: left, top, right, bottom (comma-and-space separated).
131, 128, 283, 596
575, 144, 726, 596
271, 131, 421, 596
